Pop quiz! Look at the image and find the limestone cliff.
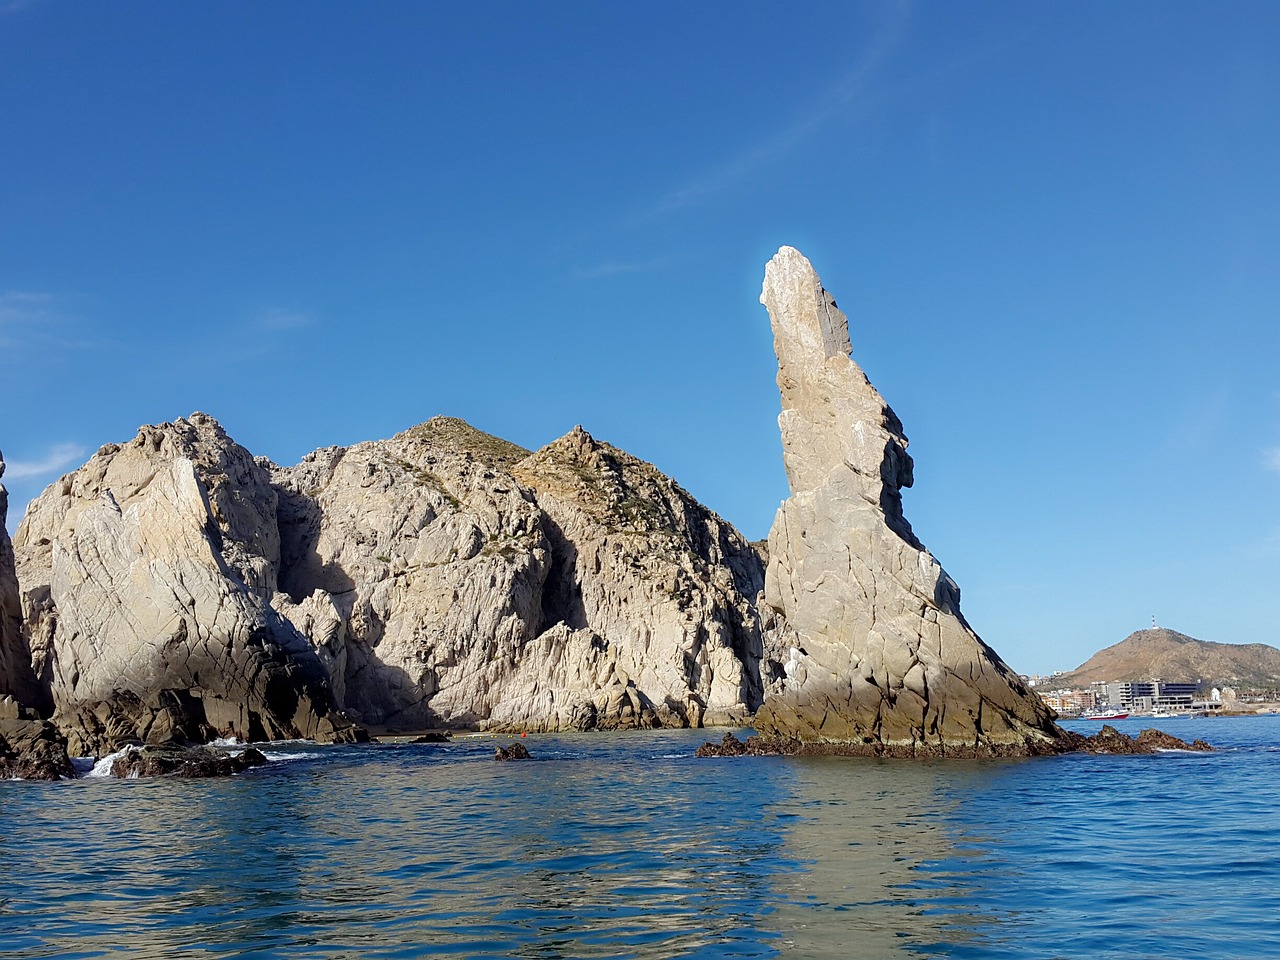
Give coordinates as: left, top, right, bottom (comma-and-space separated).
14, 415, 363, 756
754, 246, 1061, 755
13, 413, 769, 752
270, 417, 768, 732
507, 425, 765, 729
0, 450, 47, 714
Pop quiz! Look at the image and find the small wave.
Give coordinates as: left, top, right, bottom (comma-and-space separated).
261, 751, 324, 763
84, 746, 139, 778
211, 736, 240, 747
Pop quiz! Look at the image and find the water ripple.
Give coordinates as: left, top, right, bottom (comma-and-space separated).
1, 720, 1278, 958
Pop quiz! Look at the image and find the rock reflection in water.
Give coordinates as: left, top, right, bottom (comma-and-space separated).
763, 756, 992, 959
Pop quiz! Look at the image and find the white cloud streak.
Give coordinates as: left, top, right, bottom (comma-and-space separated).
3, 443, 88, 481
256, 308, 315, 332
635, 2, 912, 223
1264, 447, 1280, 474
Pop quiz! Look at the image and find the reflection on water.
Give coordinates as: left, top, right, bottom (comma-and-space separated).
764, 757, 995, 959
1, 719, 1278, 959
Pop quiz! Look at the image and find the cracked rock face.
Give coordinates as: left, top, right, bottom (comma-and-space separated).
14, 415, 361, 756
754, 247, 1061, 754
13, 412, 770, 751
271, 417, 768, 732
0, 450, 48, 714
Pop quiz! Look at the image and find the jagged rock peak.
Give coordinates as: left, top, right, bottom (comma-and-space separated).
756, 246, 1061, 756
392, 416, 530, 468
516, 426, 704, 535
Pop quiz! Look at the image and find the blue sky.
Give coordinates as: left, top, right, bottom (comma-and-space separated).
2, 2, 1277, 675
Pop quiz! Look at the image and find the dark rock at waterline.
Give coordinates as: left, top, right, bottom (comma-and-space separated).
1064, 725, 1213, 754
110, 743, 269, 778
696, 727, 1213, 758
0, 718, 76, 780
410, 732, 453, 743
495, 742, 531, 760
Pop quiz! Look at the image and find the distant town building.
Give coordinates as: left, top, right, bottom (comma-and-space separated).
1040, 689, 1097, 716
1091, 679, 1200, 713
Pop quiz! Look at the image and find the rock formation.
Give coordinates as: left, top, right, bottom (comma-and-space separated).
12, 414, 769, 754
269, 416, 768, 732
754, 246, 1062, 756
0, 449, 47, 713
14, 415, 363, 756
108, 743, 269, 778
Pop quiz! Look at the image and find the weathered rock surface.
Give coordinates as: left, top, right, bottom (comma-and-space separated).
503, 425, 766, 730
0, 717, 75, 780
14, 415, 363, 757
754, 246, 1062, 755
494, 741, 531, 760
0, 451, 47, 713
271, 417, 769, 732
12, 413, 769, 752
109, 743, 269, 778
696, 726, 1212, 759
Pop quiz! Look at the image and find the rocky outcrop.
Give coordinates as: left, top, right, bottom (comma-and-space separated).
108, 743, 269, 778
754, 246, 1062, 756
494, 742, 531, 760
0, 717, 75, 780
0, 451, 47, 713
14, 415, 363, 757
696, 725, 1211, 758
11, 412, 769, 753
270, 417, 769, 732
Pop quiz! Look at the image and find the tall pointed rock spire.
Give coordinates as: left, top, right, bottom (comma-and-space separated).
756, 246, 1062, 756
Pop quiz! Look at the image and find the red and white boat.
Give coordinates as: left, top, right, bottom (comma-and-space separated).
1083, 710, 1129, 720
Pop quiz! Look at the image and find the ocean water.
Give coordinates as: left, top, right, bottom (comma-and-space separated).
1, 716, 1277, 960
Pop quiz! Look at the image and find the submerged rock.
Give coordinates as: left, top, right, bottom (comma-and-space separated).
754, 247, 1063, 756
1064, 725, 1213, 754
109, 743, 269, 778
494, 741, 531, 761
696, 725, 1212, 759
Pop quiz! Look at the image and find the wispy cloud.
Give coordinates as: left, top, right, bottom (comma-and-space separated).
634, 2, 912, 223
3, 443, 88, 481
0, 290, 96, 353
256, 308, 315, 332
0, 0, 39, 15
1264, 447, 1280, 474
573, 258, 671, 280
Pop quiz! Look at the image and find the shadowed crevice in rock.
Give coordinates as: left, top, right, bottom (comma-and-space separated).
755, 246, 1063, 755
0, 450, 49, 715
12, 415, 364, 757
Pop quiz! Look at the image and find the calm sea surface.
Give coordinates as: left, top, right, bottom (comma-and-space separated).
2, 716, 1278, 959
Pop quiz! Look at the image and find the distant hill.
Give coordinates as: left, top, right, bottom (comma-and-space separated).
1053, 628, 1280, 691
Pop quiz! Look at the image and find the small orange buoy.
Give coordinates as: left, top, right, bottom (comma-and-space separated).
521, 731, 527, 738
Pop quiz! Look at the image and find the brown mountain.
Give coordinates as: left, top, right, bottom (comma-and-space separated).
1054, 628, 1280, 691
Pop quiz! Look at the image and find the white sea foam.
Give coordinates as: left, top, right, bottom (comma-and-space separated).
85, 745, 140, 778
261, 751, 324, 763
